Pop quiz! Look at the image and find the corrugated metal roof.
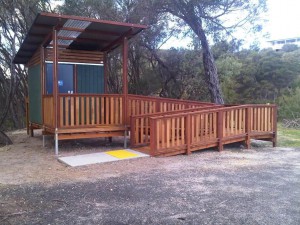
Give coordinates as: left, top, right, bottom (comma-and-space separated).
14, 12, 147, 64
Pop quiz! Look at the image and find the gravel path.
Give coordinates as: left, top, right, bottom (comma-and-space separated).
0, 130, 299, 224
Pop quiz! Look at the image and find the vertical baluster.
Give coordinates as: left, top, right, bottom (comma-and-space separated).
70, 96, 74, 126
76, 97, 80, 126
91, 97, 94, 125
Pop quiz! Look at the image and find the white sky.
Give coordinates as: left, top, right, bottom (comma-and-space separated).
266, 0, 300, 40
51, 0, 300, 49
162, 0, 300, 49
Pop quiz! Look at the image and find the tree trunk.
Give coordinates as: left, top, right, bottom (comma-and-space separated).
197, 26, 224, 104
165, 0, 225, 104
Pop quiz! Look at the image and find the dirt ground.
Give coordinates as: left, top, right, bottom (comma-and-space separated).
0, 130, 299, 224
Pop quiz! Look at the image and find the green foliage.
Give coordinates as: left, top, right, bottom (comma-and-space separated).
1, 0, 299, 130
216, 55, 242, 103
227, 48, 300, 105
278, 88, 300, 119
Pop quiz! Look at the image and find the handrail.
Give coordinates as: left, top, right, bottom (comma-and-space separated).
150, 104, 276, 119
128, 94, 215, 105
131, 105, 223, 119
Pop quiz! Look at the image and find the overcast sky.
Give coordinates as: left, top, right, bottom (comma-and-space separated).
266, 0, 300, 40
51, 0, 300, 48
162, 0, 300, 49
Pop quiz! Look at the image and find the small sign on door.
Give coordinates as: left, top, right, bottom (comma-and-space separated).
58, 80, 64, 86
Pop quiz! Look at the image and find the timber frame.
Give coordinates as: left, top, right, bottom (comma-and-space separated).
15, 13, 277, 157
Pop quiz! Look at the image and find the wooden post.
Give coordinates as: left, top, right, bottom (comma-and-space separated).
272, 105, 277, 147
150, 118, 157, 156
122, 37, 128, 126
185, 114, 191, 155
217, 110, 223, 151
104, 52, 108, 93
53, 29, 58, 129
245, 106, 251, 149
53, 29, 59, 155
41, 46, 45, 124
26, 97, 29, 135
130, 116, 135, 147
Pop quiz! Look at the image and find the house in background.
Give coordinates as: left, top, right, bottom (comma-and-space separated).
14, 12, 277, 157
268, 37, 300, 50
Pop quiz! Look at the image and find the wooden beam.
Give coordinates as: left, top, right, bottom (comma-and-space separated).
57, 35, 111, 43
39, 12, 148, 29
58, 26, 121, 37
48, 43, 71, 48
102, 29, 133, 52
42, 32, 53, 47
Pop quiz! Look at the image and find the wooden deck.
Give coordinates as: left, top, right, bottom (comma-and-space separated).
29, 94, 277, 156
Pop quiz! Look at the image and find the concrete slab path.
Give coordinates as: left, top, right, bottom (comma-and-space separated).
58, 149, 149, 167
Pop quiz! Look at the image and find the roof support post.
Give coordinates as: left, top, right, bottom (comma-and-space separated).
104, 52, 108, 93
41, 46, 45, 124
53, 29, 59, 155
122, 37, 128, 126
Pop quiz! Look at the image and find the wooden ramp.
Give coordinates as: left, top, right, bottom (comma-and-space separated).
130, 104, 277, 157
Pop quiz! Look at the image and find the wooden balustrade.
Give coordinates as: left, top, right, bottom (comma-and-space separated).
191, 111, 218, 145
250, 105, 274, 133
41, 92, 277, 156
59, 94, 123, 127
130, 105, 221, 147
151, 114, 187, 156
127, 94, 215, 124
222, 107, 246, 137
43, 95, 54, 127
131, 104, 277, 157
43, 93, 215, 129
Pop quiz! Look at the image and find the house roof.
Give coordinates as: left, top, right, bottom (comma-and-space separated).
13, 12, 147, 64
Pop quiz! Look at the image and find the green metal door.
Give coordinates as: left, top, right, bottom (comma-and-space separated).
77, 65, 104, 93
28, 64, 42, 124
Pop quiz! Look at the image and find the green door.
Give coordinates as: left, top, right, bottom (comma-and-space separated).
77, 65, 104, 94
28, 64, 42, 124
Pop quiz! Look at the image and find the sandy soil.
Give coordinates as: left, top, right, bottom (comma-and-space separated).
0, 129, 163, 186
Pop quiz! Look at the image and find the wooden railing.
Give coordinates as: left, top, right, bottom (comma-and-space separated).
250, 106, 275, 133
131, 104, 277, 156
41, 93, 277, 156
42, 94, 214, 129
130, 105, 222, 147
43, 95, 54, 127
127, 94, 215, 124
59, 94, 123, 128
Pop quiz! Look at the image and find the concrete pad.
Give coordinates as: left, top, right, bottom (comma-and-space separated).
58, 149, 149, 167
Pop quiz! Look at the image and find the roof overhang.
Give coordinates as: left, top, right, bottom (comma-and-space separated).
13, 12, 147, 64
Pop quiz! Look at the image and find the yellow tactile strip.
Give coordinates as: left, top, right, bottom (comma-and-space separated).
105, 150, 139, 159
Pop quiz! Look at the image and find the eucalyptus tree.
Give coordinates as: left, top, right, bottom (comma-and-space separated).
150, 0, 267, 104
0, 0, 52, 144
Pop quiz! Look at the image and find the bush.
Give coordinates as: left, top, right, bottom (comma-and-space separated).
278, 88, 300, 119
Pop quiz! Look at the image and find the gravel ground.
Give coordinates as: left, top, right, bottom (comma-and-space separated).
0, 130, 299, 224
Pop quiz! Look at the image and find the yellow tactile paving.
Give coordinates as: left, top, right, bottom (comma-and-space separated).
105, 150, 139, 159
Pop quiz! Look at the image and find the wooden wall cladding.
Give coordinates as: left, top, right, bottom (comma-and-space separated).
45, 48, 104, 64
26, 48, 41, 67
